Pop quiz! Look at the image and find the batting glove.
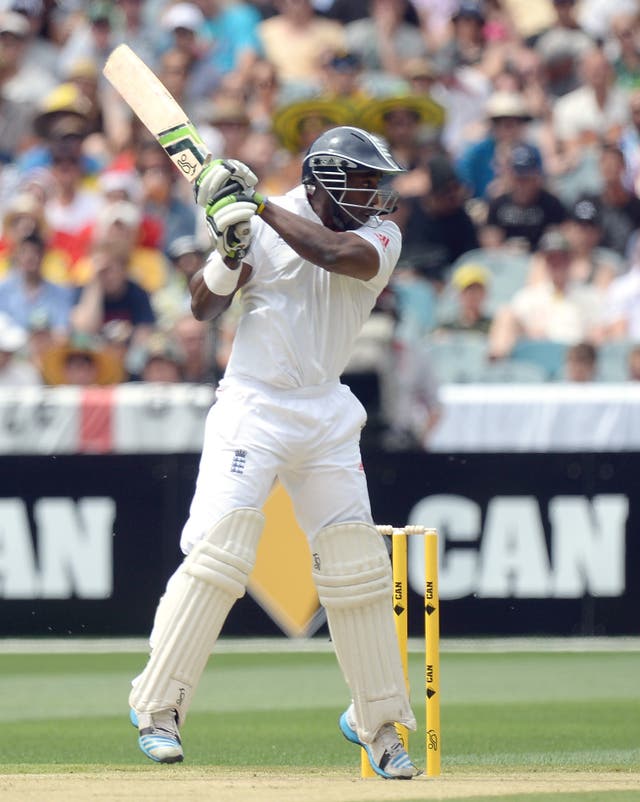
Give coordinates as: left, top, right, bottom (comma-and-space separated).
206, 194, 265, 260
194, 159, 258, 208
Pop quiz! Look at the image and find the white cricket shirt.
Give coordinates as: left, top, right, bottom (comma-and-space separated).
223, 185, 401, 390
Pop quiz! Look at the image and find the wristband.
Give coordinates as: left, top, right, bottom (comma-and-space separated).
202, 250, 240, 296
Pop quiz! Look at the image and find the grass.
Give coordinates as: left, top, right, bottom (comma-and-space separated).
0, 645, 639, 800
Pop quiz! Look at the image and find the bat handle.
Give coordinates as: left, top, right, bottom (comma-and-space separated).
208, 180, 243, 205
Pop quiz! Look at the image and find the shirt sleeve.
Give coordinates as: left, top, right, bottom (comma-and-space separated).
352, 219, 402, 293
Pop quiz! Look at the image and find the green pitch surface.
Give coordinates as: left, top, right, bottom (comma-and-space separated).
1, 641, 639, 802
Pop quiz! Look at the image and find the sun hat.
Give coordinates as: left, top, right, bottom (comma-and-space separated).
41, 333, 125, 385
271, 96, 355, 153
354, 92, 445, 136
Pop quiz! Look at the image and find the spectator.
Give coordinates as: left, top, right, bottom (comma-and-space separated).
134, 140, 197, 257
171, 312, 218, 384
408, 0, 459, 52
0, 311, 41, 386
534, 0, 594, 99
619, 88, 640, 194
354, 91, 445, 182
133, 330, 186, 383
437, 262, 493, 334
563, 340, 598, 381
74, 199, 169, 294
43, 147, 102, 273
113, 0, 157, 68
17, 81, 99, 177
157, 46, 205, 124
345, 0, 427, 77
318, 50, 370, 105
600, 235, 640, 341
159, 5, 221, 103
528, 196, 624, 293
389, 256, 438, 342
396, 153, 479, 283
485, 142, 567, 251
433, 0, 488, 75
258, 0, 345, 91
385, 335, 443, 451
577, 0, 637, 43
456, 90, 533, 199
244, 57, 281, 131
588, 143, 640, 256
198, 0, 263, 79
153, 235, 207, 330
267, 95, 354, 193
0, 193, 45, 274
11, 0, 60, 77
57, 0, 118, 77
0, 9, 56, 106
488, 229, 601, 359
63, 58, 105, 143
70, 240, 156, 346
0, 232, 73, 337
197, 97, 253, 167
609, 10, 640, 93
40, 331, 124, 386
552, 47, 630, 167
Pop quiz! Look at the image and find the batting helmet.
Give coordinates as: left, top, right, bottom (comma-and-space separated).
302, 126, 405, 228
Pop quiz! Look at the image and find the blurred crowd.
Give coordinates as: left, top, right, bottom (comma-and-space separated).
1, 0, 640, 448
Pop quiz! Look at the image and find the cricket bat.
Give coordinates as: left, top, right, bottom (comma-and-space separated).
103, 44, 212, 182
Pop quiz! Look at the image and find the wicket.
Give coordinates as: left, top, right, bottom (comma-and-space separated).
359, 525, 441, 779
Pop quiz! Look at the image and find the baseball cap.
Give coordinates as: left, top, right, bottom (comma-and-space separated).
572, 197, 601, 225
451, 263, 490, 290
161, 2, 204, 32
510, 143, 543, 175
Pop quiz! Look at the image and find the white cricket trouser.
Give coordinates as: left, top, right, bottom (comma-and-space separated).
179, 378, 373, 554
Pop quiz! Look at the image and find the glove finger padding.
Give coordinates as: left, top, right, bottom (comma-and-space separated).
208, 201, 257, 234
207, 201, 256, 259
195, 159, 258, 208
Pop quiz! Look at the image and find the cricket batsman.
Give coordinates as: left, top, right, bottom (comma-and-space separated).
128, 126, 420, 779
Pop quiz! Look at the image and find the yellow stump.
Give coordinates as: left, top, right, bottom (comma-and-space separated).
360, 525, 441, 779
424, 528, 441, 777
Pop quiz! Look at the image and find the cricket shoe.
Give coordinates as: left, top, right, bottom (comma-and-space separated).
339, 708, 421, 779
130, 707, 184, 763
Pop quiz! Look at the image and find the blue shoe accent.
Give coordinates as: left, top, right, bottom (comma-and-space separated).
130, 707, 184, 763
339, 711, 418, 779
138, 731, 183, 764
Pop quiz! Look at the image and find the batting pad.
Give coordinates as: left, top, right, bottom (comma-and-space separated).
130, 507, 264, 726
312, 522, 416, 743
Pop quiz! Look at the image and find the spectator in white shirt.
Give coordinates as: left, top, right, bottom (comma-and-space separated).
488, 229, 602, 359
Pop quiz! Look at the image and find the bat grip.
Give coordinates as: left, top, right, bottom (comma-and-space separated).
209, 180, 243, 205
